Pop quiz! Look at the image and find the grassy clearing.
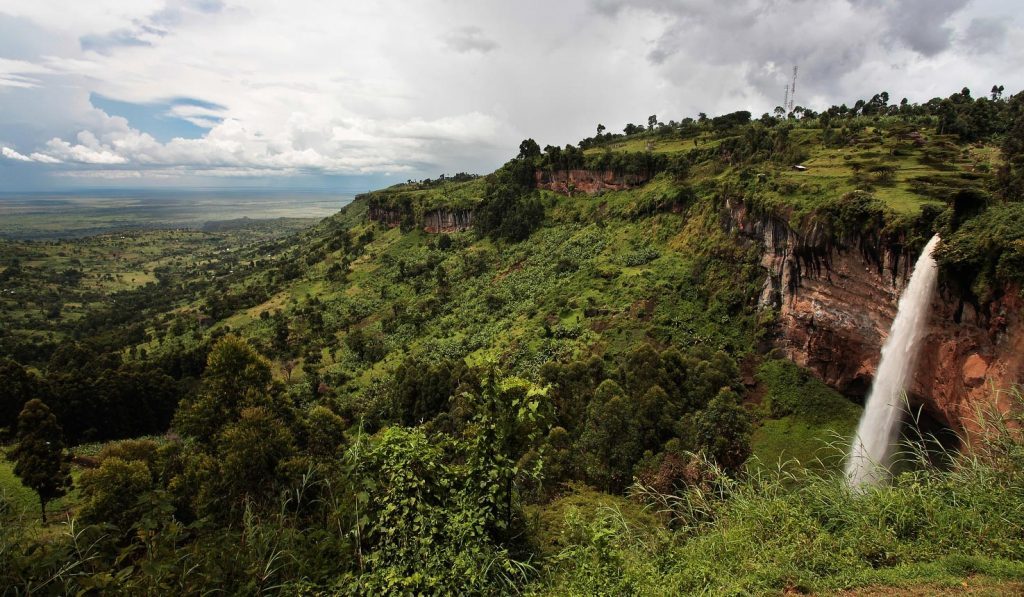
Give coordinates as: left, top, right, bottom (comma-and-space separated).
583, 133, 728, 156
751, 360, 862, 473
0, 457, 81, 523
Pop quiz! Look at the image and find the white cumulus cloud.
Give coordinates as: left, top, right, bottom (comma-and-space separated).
2, 146, 33, 161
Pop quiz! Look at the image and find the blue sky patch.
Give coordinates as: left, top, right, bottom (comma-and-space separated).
90, 93, 223, 142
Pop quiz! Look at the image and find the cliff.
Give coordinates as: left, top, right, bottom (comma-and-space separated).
368, 205, 403, 228
535, 169, 650, 195
367, 205, 473, 233
723, 197, 1023, 435
423, 209, 473, 233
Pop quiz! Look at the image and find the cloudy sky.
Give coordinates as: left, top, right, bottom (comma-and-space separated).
0, 0, 1021, 191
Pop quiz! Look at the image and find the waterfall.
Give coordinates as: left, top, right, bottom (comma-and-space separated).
846, 235, 941, 488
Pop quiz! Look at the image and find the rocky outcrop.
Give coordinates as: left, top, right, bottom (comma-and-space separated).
915, 290, 1022, 435
723, 197, 1023, 435
368, 205, 403, 228
423, 209, 473, 233
535, 169, 650, 195
368, 205, 473, 233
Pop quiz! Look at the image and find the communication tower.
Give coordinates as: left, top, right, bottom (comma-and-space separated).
787, 65, 799, 113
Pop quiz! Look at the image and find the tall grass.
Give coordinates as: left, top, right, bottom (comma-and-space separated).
538, 387, 1024, 595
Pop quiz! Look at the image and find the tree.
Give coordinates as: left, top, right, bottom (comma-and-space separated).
173, 335, 282, 444
694, 388, 751, 473
517, 138, 541, 161
998, 93, 1024, 202
303, 405, 347, 458
79, 457, 154, 530
596, 123, 606, 136
648, 114, 658, 130
393, 355, 458, 425
577, 379, 642, 492
217, 406, 296, 507
0, 358, 46, 437
169, 337, 300, 520
9, 399, 71, 522
475, 161, 545, 242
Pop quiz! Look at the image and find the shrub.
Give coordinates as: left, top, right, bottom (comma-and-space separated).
79, 457, 154, 530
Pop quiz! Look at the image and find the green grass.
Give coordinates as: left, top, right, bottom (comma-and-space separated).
0, 456, 80, 522
751, 360, 862, 473
753, 416, 855, 472
0, 458, 36, 513
526, 483, 662, 559
583, 133, 728, 156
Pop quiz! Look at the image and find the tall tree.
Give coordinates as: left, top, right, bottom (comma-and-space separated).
998, 93, 1024, 202
9, 399, 72, 522
0, 358, 46, 436
517, 138, 541, 160
694, 388, 751, 473
172, 335, 282, 444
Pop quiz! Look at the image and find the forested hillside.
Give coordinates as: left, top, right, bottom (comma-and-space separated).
2, 86, 1024, 594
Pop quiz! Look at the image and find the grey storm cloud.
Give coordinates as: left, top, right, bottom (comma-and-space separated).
589, 0, 987, 107
442, 26, 499, 53
79, 0, 226, 54
964, 17, 1009, 54
867, 0, 969, 56
80, 29, 154, 54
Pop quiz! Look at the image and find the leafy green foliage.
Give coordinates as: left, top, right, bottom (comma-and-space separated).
693, 388, 751, 473
79, 457, 154, 531
475, 159, 545, 242
169, 336, 302, 520
998, 93, 1024, 202
173, 335, 283, 445
302, 405, 347, 458
577, 380, 643, 492
0, 359, 45, 439
936, 202, 1024, 301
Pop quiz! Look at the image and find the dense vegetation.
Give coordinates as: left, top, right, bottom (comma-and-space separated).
2, 85, 1023, 593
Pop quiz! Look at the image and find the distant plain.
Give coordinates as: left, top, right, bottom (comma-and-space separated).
0, 190, 352, 239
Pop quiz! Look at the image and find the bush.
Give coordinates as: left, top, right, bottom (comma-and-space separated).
79, 457, 154, 530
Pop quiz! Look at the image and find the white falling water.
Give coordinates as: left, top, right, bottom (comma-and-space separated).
846, 234, 941, 488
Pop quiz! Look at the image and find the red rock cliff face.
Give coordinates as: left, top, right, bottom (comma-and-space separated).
535, 169, 650, 195
368, 206, 473, 233
368, 205, 402, 228
723, 197, 1023, 434
423, 209, 473, 233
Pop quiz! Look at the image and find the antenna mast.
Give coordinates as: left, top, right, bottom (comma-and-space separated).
782, 85, 789, 114
788, 65, 799, 113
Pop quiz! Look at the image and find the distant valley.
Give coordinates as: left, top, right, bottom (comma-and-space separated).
0, 190, 350, 239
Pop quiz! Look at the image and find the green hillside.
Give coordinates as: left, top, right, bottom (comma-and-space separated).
2, 87, 1024, 593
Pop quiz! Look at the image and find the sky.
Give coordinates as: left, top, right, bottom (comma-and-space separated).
0, 0, 1021, 191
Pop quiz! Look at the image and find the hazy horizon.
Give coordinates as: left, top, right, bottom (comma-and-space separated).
0, 188, 354, 239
